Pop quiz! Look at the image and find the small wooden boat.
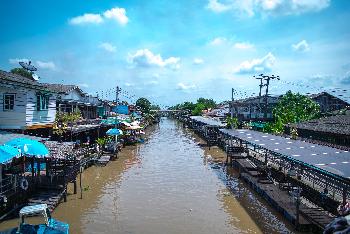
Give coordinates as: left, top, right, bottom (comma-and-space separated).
0, 204, 69, 234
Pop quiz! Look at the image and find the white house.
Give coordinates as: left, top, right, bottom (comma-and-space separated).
0, 70, 59, 130
42, 83, 102, 119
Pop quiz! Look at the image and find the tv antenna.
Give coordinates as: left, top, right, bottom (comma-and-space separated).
19, 60, 37, 72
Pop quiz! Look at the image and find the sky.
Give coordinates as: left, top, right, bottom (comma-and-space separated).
1, 0, 350, 107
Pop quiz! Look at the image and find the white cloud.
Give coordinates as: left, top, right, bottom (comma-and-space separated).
128, 49, 180, 70
103, 7, 128, 26
79, 83, 89, 88
209, 37, 227, 46
176, 83, 196, 90
234, 42, 254, 50
234, 52, 276, 74
206, 0, 232, 13
9, 58, 29, 64
340, 71, 350, 85
69, 13, 103, 25
125, 82, 134, 87
258, 0, 330, 16
292, 40, 310, 52
206, 0, 330, 17
99, 42, 117, 53
145, 80, 159, 85
36, 61, 56, 70
193, 58, 204, 65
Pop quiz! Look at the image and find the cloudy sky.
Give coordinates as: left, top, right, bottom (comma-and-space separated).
1, 0, 349, 106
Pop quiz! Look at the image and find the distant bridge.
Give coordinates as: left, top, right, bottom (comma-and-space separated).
155, 110, 186, 117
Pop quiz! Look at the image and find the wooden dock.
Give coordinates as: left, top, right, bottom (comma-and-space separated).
234, 158, 334, 231
96, 155, 111, 166
27, 189, 65, 212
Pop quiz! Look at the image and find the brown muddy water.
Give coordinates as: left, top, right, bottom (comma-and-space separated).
0, 118, 297, 233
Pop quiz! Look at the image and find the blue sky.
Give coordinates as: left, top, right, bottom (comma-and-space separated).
1, 0, 350, 106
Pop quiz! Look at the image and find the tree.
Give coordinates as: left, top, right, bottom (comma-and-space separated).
136, 97, 151, 114
197, 98, 216, 109
192, 103, 205, 116
150, 104, 161, 110
10, 68, 33, 79
264, 91, 320, 134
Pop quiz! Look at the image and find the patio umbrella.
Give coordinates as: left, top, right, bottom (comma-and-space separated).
106, 128, 123, 136
0, 144, 20, 164
5, 138, 49, 157
121, 121, 132, 127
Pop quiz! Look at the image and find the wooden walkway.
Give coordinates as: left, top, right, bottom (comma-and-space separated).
235, 157, 334, 230
27, 189, 65, 212
96, 156, 111, 166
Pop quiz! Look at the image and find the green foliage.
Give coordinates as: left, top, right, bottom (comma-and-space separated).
290, 127, 299, 140
150, 104, 161, 110
196, 98, 216, 109
136, 97, 151, 114
192, 103, 205, 116
265, 91, 320, 134
10, 68, 33, 79
53, 110, 82, 135
170, 98, 217, 116
226, 116, 239, 128
96, 137, 108, 147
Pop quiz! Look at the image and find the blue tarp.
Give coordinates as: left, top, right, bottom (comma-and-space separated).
0, 145, 20, 164
106, 128, 123, 136
112, 105, 129, 115
6, 138, 49, 157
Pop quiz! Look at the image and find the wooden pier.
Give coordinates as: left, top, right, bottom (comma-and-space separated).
179, 116, 345, 232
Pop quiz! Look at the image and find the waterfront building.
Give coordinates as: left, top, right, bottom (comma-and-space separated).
309, 92, 349, 113
0, 70, 59, 130
229, 95, 280, 122
43, 83, 101, 119
229, 92, 349, 122
287, 109, 350, 147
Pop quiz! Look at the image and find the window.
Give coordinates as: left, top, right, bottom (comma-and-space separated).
3, 94, 15, 111
36, 94, 49, 111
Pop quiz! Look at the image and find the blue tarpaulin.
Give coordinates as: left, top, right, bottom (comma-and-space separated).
0, 144, 20, 164
6, 138, 49, 157
112, 105, 129, 115
106, 128, 123, 136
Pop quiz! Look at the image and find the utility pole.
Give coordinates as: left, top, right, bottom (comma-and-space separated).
115, 86, 121, 128
231, 88, 234, 118
253, 74, 280, 120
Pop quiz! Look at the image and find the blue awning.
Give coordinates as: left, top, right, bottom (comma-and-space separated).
0, 144, 20, 164
106, 128, 123, 136
5, 138, 49, 157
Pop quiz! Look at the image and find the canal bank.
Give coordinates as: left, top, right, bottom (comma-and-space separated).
0, 118, 295, 233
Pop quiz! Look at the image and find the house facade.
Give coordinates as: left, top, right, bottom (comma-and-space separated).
229, 95, 280, 121
309, 92, 349, 113
43, 84, 102, 119
0, 70, 58, 130
229, 92, 349, 122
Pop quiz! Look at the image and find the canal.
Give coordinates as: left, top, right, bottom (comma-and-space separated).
0, 118, 296, 233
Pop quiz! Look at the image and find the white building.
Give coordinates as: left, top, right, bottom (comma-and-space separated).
0, 70, 59, 130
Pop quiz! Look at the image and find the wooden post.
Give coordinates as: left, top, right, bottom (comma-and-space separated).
295, 189, 301, 230
63, 185, 67, 202
80, 171, 83, 199
37, 160, 40, 177
0, 164, 2, 193
31, 158, 35, 178
73, 180, 77, 194
343, 186, 347, 206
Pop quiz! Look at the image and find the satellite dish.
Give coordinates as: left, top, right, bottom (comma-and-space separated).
32, 73, 40, 81
19, 60, 37, 72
